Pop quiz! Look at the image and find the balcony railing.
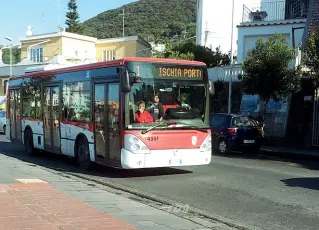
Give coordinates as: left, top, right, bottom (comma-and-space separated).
242, 0, 309, 23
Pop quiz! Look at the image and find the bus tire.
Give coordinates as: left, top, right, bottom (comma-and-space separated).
76, 137, 92, 170
24, 129, 37, 156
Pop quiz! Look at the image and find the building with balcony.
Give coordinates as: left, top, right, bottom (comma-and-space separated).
20, 30, 151, 64
237, 0, 309, 63
20, 30, 97, 63
208, 0, 314, 144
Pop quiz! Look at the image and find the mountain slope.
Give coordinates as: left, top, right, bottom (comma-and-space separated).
82, 0, 197, 41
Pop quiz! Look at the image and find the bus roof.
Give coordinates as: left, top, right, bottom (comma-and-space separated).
9, 57, 207, 81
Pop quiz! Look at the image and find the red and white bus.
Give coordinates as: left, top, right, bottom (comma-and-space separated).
6, 57, 214, 169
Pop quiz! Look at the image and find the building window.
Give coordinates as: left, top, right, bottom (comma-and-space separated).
30, 47, 43, 63
102, 50, 116, 61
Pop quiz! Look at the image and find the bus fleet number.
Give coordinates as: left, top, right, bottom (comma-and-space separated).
147, 136, 159, 141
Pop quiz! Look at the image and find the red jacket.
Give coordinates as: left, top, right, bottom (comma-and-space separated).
135, 111, 154, 123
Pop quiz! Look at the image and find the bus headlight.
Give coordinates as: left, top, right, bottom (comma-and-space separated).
125, 134, 150, 154
200, 133, 212, 152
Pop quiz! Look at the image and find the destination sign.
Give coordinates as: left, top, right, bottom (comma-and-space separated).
126, 61, 205, 80
158, 67, 203, 78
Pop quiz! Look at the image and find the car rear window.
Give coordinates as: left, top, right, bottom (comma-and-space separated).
210, 115, 226, 126
232, 116, 258, 127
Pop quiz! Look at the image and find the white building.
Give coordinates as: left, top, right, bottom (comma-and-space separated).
237, 0, 307, 64
196, 0, 258, 54
208, 0, 309, 82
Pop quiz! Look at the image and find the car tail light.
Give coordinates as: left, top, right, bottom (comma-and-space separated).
227, 128, 237, 134
259, 129, 263, 135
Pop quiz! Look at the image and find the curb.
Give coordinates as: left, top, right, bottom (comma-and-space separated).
63, 171, 256, 230
261, 146, 319, 158
1, 149, 258, 230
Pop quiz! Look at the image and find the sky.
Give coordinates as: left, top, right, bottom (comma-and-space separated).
0, 0, 136, 45
198, 0, 259, 54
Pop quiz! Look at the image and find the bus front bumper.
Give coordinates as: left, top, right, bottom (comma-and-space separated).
120, 148, 211, 169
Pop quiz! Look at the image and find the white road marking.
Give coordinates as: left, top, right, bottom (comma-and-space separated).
15, 179, 48, 184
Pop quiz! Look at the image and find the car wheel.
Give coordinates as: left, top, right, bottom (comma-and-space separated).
76, 137, 92, 170
217, 139, 229, 154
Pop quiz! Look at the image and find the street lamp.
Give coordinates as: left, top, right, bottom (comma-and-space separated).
5, 37, 12, 77
228, 0, 235, 114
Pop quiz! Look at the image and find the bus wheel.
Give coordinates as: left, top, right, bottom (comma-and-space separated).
76, 138, 92, 170
24, 129, 36, 156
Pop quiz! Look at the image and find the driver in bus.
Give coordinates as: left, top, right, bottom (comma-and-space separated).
135, 101, 154, 123
147, 93, 164, 121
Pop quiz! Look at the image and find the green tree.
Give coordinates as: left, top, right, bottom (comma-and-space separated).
81, 0, 197, 40
2, 46, 21, 64
171, 41, 230, 67
153, 42, 194, 60
154, 41, 230, 67
302, 28, 319, 86
65, 0, 83, 34
238, 33, 301, 118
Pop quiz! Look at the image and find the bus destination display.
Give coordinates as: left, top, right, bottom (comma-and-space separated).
126, 62, 205, 80
158, 67, 202, 78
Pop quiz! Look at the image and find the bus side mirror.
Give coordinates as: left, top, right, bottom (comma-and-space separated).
121, 69, 131, 93
209, 80, 215, 95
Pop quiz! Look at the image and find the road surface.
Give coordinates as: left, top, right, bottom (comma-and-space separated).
0, 134, 318, 230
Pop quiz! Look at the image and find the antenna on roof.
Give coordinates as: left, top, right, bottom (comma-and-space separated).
56, 0, 61, 29
26, 26, 33, 37
41, 14, 44, 33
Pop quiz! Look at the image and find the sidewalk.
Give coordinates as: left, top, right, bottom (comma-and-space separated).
0, 182, 135, 230
0, 152, 222, 230
261, 145, 319, 158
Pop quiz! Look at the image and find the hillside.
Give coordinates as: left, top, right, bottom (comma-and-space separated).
81, 0, 197, 42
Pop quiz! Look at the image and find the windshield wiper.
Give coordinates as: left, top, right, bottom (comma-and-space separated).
141, 122, 209, 134
141, 122, 167, 134
180, 125, 208, 133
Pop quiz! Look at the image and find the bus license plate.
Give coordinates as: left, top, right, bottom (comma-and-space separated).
244, 140, 255, 144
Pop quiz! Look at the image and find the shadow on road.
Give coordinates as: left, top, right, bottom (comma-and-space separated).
281, 177, 319, 190
0, 139, 192, 178
212, 149, 319, 171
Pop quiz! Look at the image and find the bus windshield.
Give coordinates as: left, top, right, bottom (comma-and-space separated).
125, 61, 209, 130
127, 79, 208, 129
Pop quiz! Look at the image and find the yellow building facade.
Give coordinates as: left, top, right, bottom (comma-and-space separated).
0, 31, 152, 97
96, 36, 152, 61
20, 31, 151, 63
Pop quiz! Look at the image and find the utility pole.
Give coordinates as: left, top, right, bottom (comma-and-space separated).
228, 0, 235, 114
119, 8, 126, 37
204, 22, 209, 47
122, 8, 125, 37
5, 37, 12, 78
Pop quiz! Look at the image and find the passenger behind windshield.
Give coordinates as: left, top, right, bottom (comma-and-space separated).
147, 93, 164, 121
135, 101, 154, 123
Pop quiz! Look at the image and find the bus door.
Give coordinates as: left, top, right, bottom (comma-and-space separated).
43, 85, 61, 152
9, 89, 22, 141
93, 80, 121, 166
